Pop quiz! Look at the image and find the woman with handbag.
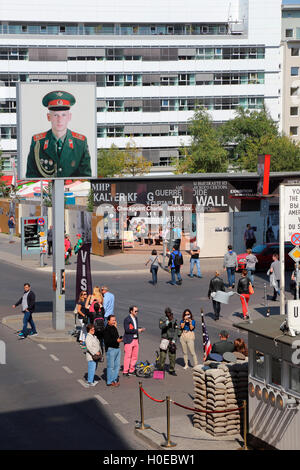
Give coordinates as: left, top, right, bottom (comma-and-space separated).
85, 323, 102, 387
76, 291, 88, 347
145, 249, 159, 285
237, 269, 253, 320
180, 309, 198, 369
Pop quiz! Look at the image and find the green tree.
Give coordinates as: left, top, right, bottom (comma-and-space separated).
97, 141, 152, 177
97, 145, 125, 177
0, 156, 10, 198
220, 107, 278, 166
174, 108, 229, 174
239, 134, 300, 172
220, 107, 300, 171
122, 140, 152, 176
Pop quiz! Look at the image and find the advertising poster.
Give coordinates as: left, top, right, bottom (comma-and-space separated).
17, 83, 97, 180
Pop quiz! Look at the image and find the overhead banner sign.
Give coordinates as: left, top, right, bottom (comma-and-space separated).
75, 242, 92, 303
91, 179, 229, 212
284, 186, 300, 241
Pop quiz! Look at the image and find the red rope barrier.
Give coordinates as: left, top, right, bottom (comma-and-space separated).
140, 386, 165, 403
172, 400, 244, 414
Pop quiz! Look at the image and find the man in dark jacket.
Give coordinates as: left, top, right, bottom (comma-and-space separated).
208, 271, 226, 321
103, 315, 123, 387
211, 330, 234, 355
158, 307, 181, 375
122, 306, 145, 377
12, 283, 37, 339
168, 245, 183, 286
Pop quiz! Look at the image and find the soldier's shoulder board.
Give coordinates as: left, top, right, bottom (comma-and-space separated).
71, 131, 86, 141
33, 132, 47, 142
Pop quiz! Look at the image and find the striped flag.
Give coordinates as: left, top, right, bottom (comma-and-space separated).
201, 309, 212, 361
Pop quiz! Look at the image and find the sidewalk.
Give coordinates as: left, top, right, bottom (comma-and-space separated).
134, 414, 243, 450
2, 312, 77, 342
0, 232, 223, 275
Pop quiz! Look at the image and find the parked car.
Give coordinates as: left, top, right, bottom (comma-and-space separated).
237, 242, 294, 272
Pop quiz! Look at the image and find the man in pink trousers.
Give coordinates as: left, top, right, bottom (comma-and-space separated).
122, 306, 145, 376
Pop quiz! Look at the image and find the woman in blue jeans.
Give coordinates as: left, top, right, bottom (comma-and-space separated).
145, 249, 159, 285
85, 324, 102, 387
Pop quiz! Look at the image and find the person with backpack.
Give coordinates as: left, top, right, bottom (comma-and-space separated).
91, 302, 105, 356
168, 245, 183, 286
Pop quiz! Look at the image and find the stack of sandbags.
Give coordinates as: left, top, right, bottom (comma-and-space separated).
206, 368, 228, 436
192, 360, 248, 437
192, 365, 207, 430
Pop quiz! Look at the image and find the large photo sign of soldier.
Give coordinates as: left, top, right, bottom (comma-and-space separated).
17, 83, 97, 180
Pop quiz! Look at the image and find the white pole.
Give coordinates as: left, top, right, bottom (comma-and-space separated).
279, 184, 285, 315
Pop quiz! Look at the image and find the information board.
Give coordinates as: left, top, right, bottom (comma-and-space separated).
21, 216, 48, 257
284, 186, 300, 241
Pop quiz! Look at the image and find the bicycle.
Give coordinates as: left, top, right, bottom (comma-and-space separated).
135, 350, 160, 378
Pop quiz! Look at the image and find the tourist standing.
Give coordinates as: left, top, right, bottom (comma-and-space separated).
188, 246, 202, 278
208, 271, 226, 321
145, 249, 159, 285
103, 315, 122, 387
223, 245, 238, 288
179, 309, 198, 369
123, 306, 145, 376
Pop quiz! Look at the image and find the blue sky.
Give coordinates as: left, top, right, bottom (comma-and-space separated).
282, 0, 300, 4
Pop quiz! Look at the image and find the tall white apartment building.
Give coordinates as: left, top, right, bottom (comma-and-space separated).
0, 0, 282, 173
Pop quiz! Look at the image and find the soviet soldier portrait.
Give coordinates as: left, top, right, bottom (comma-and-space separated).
26, 90, 92, 178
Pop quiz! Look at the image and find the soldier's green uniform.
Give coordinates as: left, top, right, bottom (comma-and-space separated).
26, 128, 91, 178
158, 316, 181, 373
25, 90, 92, 178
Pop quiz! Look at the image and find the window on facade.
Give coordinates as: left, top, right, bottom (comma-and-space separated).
290, 106, 298, 116
290, 126, 298, 136
253, 351, 265, 379
271, 357, 282, 386
289, 365, 300, 394
291, 48, 299, 56
291, 87, 299, 96
291, 67, 299, 76
286, 28, 294, 38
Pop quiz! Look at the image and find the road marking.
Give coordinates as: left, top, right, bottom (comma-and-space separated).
49, 354, 59, 362
62, 366, 73, 374
78, 379, 89, 388
94, 394, 109, 405
38, 344, 47, 350
114, 413, 129, 424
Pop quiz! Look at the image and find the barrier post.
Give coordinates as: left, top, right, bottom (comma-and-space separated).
238, 400, 249, 451
135, 382, 150, 430
161, 396, 177, 448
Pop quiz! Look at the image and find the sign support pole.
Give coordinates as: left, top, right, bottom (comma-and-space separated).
40, 180, 44, 268
280, 184, 285, 315
52, 180, 65, 330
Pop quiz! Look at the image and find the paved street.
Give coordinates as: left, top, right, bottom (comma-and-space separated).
0, 233, 291, 450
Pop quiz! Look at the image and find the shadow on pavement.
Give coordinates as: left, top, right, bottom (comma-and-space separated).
0, 398, 131, 450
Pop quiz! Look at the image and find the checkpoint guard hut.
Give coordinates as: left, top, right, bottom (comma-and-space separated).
234, 316, 300, 450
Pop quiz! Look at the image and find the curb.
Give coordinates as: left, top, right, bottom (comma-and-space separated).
134, 428, 164, 451
2, 312, 78, 343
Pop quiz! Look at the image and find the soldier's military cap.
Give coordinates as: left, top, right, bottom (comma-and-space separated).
42, 90, 76, 111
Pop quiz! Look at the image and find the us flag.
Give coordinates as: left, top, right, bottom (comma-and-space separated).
201, 309, 212, 361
